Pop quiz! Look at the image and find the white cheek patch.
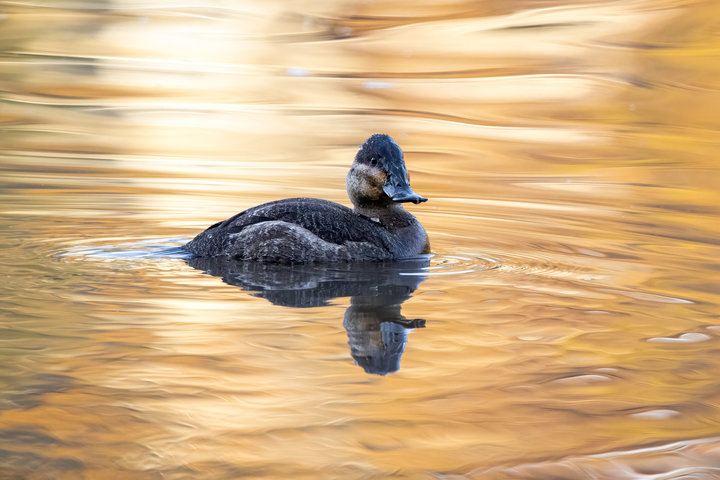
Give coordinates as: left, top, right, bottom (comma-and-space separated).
353, 163, 379, 177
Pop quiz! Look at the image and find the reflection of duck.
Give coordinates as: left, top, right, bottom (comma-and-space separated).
184, 134, 429, 263
187, 257, 428, 375
343, 290, 425, 376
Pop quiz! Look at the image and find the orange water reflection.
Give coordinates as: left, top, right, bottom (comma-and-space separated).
1, 0, 720, 478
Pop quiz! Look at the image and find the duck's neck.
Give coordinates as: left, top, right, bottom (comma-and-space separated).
354, 203, 416, 230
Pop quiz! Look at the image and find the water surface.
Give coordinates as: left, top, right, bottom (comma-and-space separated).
1, 0, 720, 478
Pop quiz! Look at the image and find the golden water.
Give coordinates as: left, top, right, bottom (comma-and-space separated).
2, 1, 720, 478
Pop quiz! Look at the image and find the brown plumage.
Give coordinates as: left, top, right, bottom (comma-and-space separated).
184, 134, 429, 263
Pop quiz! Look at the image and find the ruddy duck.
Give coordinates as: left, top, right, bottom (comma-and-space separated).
184, 134, 429, 263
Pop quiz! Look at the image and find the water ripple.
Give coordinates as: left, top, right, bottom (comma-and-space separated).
59, 238, 190, 260
411, 253, 500, 276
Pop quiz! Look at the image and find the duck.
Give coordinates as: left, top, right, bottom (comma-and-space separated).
184, 134, 429, 263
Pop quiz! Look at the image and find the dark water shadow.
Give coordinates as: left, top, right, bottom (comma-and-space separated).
186, 257, 429, 375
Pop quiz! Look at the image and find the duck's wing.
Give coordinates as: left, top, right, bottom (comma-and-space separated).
186, 198, 395, 259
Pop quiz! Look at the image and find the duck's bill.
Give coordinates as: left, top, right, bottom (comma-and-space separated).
395, 193, 428, 204
384, 184, 428, 204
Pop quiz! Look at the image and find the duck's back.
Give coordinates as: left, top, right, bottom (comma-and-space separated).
185, 198, 399, 263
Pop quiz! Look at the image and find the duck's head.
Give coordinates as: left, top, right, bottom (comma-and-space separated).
346, 134, 427, 209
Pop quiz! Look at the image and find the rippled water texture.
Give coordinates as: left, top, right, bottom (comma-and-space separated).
2, 1, 720, 478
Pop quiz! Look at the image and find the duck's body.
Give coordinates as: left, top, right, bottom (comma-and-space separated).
184, 134, 429, 264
